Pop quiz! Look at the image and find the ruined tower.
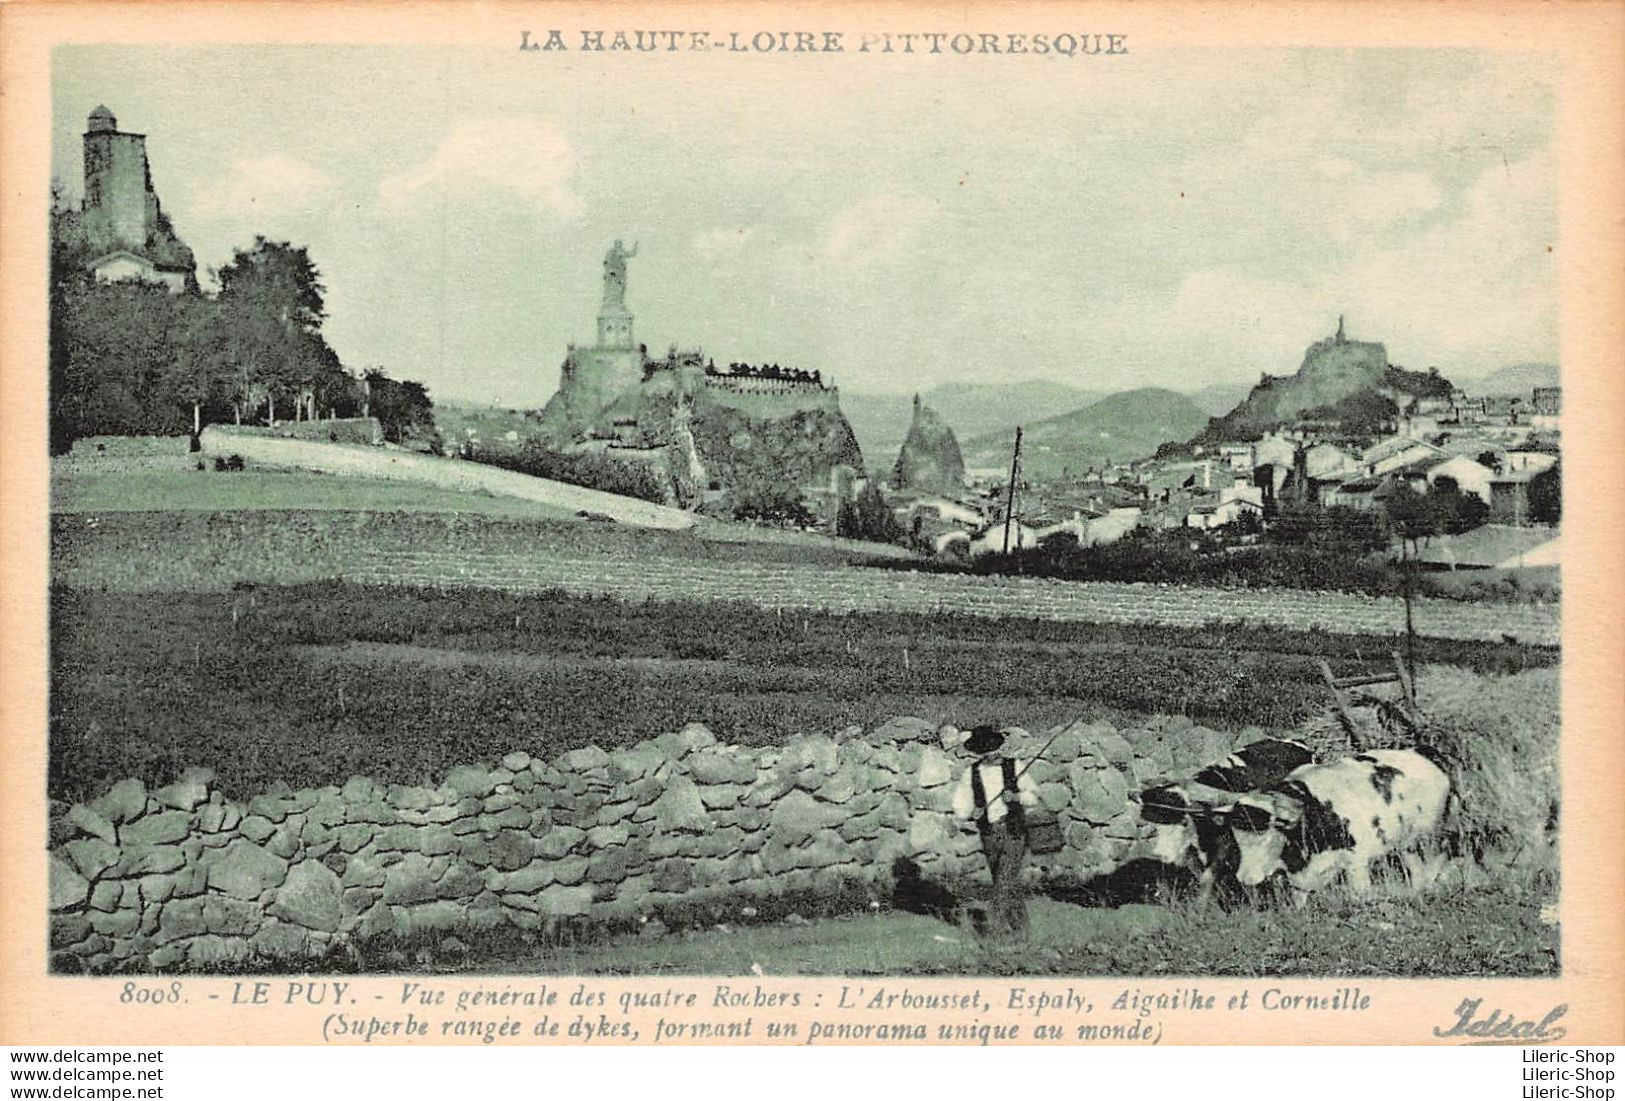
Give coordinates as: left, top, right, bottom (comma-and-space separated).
76, 105, 196, 293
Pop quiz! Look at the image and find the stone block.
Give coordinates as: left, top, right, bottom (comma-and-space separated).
247, 793, 293, 824
204, 895, 262, 937
206, 840, 287, 900
340, 853, 386, 889
536, 883, 593, 917
558, 745, 610, 773
156, 896, 208, 943
538, 825, 586, 860
436, 864, 484, 900
767, 789, 839, 848
156, 768, 214, 812
49, 855, 89, 911
870, 716, 937, 743
88, 879, 121, 913
907, 811, 955, 853
645, 776, 713, 835
93, 778, 147, 825
67, 804, 117, 845
251, 919, 315, 960
445, 764, 497, 799
381, 852, 439, 905
63, 837, 120, 882
269, 859, 344, 932
88, 909, 139, 938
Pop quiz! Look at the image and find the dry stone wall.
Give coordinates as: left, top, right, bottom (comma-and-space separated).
47, 714, 1247, 973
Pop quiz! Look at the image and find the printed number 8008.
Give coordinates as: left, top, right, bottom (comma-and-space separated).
120, 981, 183, 1004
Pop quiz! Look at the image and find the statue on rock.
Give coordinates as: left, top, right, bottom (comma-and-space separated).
602, 239, 638, 309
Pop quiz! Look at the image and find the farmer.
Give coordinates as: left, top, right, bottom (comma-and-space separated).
951, 725, 1040, 937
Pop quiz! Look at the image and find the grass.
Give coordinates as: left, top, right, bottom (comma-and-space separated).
181, 875, 1554, 978
51, 468, 577, 521
48, 581, 1558, 803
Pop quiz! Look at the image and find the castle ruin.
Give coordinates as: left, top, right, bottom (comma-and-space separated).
62, 106, 197, 293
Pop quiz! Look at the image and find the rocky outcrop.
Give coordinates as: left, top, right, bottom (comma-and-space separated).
1187, 318, 1453, 447
46, 714, 1269, 973
890, 395, 965, 495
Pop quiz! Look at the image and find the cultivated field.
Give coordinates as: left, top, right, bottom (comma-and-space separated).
49, 582, 1556, 804
45, 461, 1564, 978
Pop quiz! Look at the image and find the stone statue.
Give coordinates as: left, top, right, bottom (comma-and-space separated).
602, 239, 638, 308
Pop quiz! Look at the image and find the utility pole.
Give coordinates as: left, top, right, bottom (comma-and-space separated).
1003, 426, 1023, 555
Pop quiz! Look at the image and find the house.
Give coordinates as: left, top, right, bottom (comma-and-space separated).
1184, 494, 1263, 530
1423, 455, 1494, 503
1360, 436, 1443, 478
1504, 448, 1558, 475
1323, 478, 1387, 510
1304, 442, 1358, 480
1488, 467, 1552, 525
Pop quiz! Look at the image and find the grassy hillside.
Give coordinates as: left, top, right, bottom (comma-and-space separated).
52, 468, 575, 520
962, 387, 1210, 480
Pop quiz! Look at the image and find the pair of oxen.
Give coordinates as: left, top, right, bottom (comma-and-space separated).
1134, 738, 1453, 898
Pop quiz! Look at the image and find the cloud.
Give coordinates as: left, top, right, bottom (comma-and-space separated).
377, 117, 582, 217
187, 154, 334, 221
691, 224, 766, 261
817, 193, 939, 266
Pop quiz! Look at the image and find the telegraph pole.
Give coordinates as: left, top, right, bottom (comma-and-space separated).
1003, 426, 1023, 555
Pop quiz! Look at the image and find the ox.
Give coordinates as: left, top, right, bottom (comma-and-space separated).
1228, 748, 1451, 893
1135, 738, 1315, 889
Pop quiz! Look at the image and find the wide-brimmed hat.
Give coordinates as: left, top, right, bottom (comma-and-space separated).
965, 725, 1006, 755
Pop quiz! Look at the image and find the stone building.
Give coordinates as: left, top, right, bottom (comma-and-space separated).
64, 106, 197, 293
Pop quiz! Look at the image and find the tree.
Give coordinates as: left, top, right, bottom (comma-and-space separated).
1528, 465, 1561, 524
363, 369, 437, 445
730, 482, 817, 529
838, 481, 904, 545
214, 238, 343, 424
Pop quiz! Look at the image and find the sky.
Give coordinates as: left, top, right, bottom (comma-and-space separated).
52, 45, 1557, 406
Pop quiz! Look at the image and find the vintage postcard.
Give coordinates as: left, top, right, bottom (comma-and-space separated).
2, 0, 1622, 1049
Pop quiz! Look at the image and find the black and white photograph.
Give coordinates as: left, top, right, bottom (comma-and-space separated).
36, 35, 1572, 987
6, 0, 1617, 1062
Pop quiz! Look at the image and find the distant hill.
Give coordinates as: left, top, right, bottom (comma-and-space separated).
962, 387, 1211, 481
1188, 381, 1254, 416
1462, 362, 1559, 396
842, 379, 1102, 470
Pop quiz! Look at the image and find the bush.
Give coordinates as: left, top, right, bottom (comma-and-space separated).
476, 443, 668, 505
970, 529, 1399, 595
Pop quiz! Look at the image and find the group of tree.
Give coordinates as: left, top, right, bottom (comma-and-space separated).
838, 482, 903, 544
49, 202, 433, 453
